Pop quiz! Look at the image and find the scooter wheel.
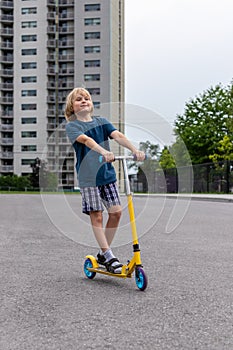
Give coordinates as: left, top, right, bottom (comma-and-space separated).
135, 267, 148, 291
84, 258, 96, 279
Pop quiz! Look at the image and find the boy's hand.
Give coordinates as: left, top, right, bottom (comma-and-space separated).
133, 150, 146, 161
103, 151, 115, 162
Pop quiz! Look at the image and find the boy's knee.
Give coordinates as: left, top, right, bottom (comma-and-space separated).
109, 208, 122, 221
90, 211, 103, 225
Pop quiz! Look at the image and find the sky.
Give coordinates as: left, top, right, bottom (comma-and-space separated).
125, 0, 233, 141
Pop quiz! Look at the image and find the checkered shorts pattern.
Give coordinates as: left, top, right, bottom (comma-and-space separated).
80, 182, 121, 215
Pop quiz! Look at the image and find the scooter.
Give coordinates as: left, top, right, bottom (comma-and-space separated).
83, 155, 148, 291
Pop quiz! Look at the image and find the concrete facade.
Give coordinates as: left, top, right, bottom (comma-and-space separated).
0, 0, 125, 188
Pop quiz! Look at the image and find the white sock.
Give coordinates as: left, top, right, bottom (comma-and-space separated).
103, 249, 115, 262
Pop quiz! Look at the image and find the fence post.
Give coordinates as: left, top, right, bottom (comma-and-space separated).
226, 160, 230, 194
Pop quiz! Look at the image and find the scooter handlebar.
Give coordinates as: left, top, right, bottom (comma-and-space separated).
98, 154, 148, 163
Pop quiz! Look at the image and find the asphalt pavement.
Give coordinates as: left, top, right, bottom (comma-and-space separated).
0, 193, 232, 350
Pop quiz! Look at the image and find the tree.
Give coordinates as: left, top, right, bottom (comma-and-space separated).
174, 82, 233, 164
209, 135, 233, 163
139, 141, 159, 159
159, 146, 176, 169
0, 174, 32, 191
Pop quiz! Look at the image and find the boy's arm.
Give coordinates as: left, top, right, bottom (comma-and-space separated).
110, 130, 145, 161
76, 134, 114, 162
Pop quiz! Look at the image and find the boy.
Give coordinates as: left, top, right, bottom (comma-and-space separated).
65, 87, 145, 273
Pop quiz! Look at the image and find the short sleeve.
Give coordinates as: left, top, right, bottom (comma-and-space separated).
100, 117, 117, 137
66, 122, 83, 144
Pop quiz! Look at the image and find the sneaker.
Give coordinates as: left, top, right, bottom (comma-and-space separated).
97, 252, 106, 266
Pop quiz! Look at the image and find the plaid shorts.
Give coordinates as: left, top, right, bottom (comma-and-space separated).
80, 182, 121, 215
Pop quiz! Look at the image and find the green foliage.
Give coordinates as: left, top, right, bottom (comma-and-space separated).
209, 135, 233, 163
174, 82, 233, 164
0, 174, 32, 190
159, 146, 176, 169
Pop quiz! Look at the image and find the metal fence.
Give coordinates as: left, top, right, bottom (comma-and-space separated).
129, 161, 233, 194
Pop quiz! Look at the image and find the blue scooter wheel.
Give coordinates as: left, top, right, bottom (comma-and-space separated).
135, 267, 148, 291
84, 258, 96, 279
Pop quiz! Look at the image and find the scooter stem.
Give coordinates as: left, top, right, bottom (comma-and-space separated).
122, 158, 139, 246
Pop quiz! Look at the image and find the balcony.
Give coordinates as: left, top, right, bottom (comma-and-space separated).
47, 53, 74, 62
0, 96, 13, 104
47, 0, 56, 6
0, 54, 13, 63
47, 109, 64, 117
47, 136, 69, 144
1, 124, 13, 131
0, 1, 14, 9
59, 26, 74, 34
1, 42, 13, 50
59, 12, 74, 20
0, 69, 14, 77
0, 28, 13, 36
47, 67, 74, 75
59, 40, 74, 48
0, 82, 13, 90
59, 0, 75, 6
1, 111, 13, 118
47, 0, 74, 6
47, 123, 57, 130
62, 165, 74, 172
47, 39, 56, 47
58, 54, 74, 61
47, 80, 74, 89
1, 138, 14, 145
47, 12, 55, 20
0, 165, 14, 172
0, 151, 13, 159
0, 15, 14, 23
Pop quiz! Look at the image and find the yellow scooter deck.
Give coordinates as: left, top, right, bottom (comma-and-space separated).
87, 266, 132, 278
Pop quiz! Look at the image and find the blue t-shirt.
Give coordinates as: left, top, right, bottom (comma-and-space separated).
66, 117, 117, 187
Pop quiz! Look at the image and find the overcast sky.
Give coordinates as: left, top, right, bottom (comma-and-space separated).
125, 0, 233, 129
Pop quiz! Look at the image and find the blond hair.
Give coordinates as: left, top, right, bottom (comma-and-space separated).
64, 87, 93, 121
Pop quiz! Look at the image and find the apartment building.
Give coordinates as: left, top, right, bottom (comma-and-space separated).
0, 0, 125, 188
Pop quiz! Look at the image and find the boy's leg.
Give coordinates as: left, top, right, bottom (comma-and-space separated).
90, 210, 122, 273
98, 183, 122, 246
105, 205, 122, 246
89, 206, 122, 249
89, 210, 109, 251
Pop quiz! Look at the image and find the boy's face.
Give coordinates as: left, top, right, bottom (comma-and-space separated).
73, 93, 93, 115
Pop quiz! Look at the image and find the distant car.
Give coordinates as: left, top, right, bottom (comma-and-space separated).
74, 187, 80, 192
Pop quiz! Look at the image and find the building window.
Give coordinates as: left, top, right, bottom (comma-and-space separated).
21, 8, 37, 15
84, 18, 101, 26
21, 159, 36, 165
22, 34, 37, 42
21, 90, 37, 97
93, 101, 100, 108
22, 76, 37, 83
21, 104, 37, 110
85, 32, 100, 39
85, 60, 100, 67
84, 46, 101, 53
22, 48, 37, 56
21, 21, 37, 28
22, 62, 37, 69
85, 4, 101, 11
21, 117, 37, 124
21, 131, 37, 138
84, 74, 100, 81
88, 88, 100, 95
21, 145, 37, 152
